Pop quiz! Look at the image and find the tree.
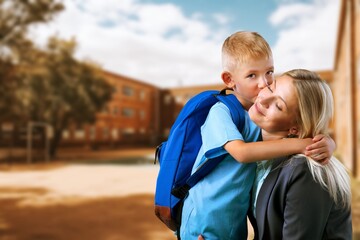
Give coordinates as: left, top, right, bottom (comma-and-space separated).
18, 37, 113, 157
0, 0, 64, 123
0, 0, 114, 157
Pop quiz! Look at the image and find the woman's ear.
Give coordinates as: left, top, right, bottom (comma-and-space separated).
221, 71, 234, 88
289, 127, 299, 136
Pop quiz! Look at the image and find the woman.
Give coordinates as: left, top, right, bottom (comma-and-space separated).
248, 69, 352, 239
197, 69, 350, 240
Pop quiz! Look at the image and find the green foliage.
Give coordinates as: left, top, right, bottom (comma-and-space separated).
0, 0, 114, 156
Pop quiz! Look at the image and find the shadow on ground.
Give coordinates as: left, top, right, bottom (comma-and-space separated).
0, 190, 173, 240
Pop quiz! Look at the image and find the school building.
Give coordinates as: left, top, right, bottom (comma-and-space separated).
59, 71, 161, 149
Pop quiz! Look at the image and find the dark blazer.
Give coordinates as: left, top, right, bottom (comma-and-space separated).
251, 156, 352, 240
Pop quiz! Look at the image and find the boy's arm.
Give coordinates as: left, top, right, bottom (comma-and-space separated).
224, 138, 312, 163
224, 134, 335, 164
305, 134, 336, 164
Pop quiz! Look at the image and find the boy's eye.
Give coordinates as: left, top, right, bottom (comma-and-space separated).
247, 74, 256, 78
276, 104, 282, 111
266, 72, 274, 83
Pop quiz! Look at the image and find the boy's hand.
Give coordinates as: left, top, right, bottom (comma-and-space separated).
198, 235, 204, 240
305, 134, 336, 165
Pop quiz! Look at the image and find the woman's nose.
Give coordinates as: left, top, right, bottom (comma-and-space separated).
258, 93, 272, 108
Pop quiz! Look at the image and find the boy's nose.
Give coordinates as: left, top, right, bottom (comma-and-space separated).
258, 77, 267, 89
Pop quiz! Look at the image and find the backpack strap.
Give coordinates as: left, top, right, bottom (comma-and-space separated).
215, 92, 245, 131
171, 90, 246, 199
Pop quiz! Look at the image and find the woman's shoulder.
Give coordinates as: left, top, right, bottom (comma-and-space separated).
278, 155, 308, 168
276, 155, 312, 178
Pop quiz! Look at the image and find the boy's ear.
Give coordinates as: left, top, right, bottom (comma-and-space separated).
221, 71, 234, 88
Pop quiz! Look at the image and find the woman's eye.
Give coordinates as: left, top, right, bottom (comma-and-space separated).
276, 104, 282, 111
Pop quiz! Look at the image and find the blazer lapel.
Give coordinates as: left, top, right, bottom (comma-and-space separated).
255, 157, 285, 239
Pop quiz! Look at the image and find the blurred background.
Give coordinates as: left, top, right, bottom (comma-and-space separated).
0, 0, 359, 239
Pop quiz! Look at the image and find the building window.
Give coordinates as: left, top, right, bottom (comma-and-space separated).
122, 108, 134, 117
122, 128, 135, 136
111, 86, 118, 94
164, 94, 172, 105
75, 129, 85, 139
139, 110, 145, 120
112, 129, 118, 139
113, 106, 119, 116
175, 96, 183, 104
62, 130, 69, 139
103, 127, 109, 139
89, 126, 96, 140
140, 90, 146, 100
122, 86, 134, 96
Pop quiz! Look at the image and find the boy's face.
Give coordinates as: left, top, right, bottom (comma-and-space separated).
225, 57, 274, 110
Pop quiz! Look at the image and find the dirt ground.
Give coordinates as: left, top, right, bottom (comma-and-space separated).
0, 190, 173, 240
0, 148, 359, 240
0, 148, 177, 240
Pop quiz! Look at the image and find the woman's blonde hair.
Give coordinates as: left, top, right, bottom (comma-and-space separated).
222, 31, 272, 72
284, 69, 351, 209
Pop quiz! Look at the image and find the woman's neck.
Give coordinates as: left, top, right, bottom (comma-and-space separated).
261, 129, 288, 141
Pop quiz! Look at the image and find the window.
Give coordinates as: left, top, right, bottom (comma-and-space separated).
122, 128, 135, 136
164, 94, 172, 105
89, 126, 96, 140
122, 86, 134, 96
103, 127, 109, 139
122, 108, 134, 117
139, 110, 145, 120
75, 129, 85, 139
112, 129, 118, 139
175, 96, 183, 104
140, 90, 146, 100
62, 130, 69, 139
112, 86, 118, 94
113, 106, 119, 116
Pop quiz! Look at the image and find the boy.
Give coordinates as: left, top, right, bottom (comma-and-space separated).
179, 31, 334, 239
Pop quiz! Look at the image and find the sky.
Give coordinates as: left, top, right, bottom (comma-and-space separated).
29, 0, 340, 88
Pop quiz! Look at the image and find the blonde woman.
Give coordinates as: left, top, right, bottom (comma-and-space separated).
249, 69, 352, 239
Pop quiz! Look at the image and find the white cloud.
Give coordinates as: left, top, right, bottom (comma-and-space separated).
270, 0, 340, 73
28, 0, 225, 88
28, 0, 340, 87
213, 13, 230, 25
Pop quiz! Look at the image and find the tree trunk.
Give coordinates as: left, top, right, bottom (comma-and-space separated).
50, 128, 62, 158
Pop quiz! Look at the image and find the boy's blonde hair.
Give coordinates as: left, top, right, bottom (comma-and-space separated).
222, 31, 272, 72
285, 69, 351, 210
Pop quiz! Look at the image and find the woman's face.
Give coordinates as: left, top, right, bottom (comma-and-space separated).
248, 75, 299, 135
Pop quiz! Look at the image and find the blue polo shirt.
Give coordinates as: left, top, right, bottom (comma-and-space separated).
180, 102, 261, 240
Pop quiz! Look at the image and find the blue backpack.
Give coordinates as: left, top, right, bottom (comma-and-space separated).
154, 88, 246, 231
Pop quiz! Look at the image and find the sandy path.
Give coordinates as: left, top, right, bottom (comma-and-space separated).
0, 164, 160, 205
